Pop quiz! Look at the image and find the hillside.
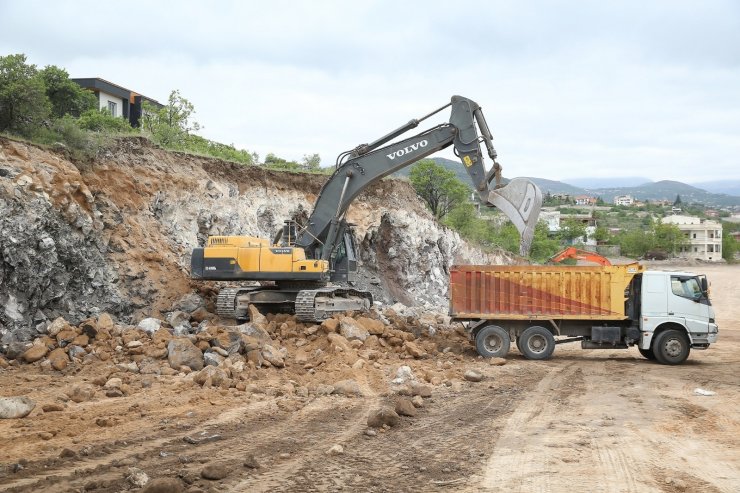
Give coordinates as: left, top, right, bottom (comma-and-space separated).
0, 136, 512, 343
410, 158, 740, 207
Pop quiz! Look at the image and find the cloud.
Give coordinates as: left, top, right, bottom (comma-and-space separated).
1, 0, 738, 182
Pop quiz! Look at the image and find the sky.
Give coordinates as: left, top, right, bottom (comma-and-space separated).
1, 0, 739, 182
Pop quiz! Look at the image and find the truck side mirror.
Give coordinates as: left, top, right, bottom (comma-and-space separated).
700, 276, 708, 295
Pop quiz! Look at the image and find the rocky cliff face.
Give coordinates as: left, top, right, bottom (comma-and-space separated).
0, 137, 513, 343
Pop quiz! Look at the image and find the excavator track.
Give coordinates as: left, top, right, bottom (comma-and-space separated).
295, 287, 373, 322
216, 287, 243, 319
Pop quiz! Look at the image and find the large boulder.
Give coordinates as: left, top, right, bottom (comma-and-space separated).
0, 396, 36, 419
167, 338, 204, 371
339, 317, 369, 342
367, 408, 400, 428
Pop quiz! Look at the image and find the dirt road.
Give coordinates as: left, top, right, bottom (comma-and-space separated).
1, 265, 738, 492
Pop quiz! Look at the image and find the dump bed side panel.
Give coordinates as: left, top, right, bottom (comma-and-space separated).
449, 264, 642, 320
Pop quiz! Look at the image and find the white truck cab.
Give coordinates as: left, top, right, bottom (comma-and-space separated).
638, 270, 718, 364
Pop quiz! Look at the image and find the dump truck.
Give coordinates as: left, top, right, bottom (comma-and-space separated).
449, 263, 718, 365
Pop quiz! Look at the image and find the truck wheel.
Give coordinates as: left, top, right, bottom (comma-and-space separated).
638, 347, 656, 360
653, 329, 690, 365
475, 325, 510, 358
519, 326, 556, 360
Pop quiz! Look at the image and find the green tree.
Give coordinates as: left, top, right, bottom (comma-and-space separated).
409, 160, 470, 219
593, 225, 610, 243
722, 231, 737, 262
77, 108, 134, 133
674, 194, 682, 206
0, 54, 50, 134
558, 218, 587, 244
39, 65, 96, 118
264, 153, 301, 170
141, 89, 200, 148
301, 153, 321, 170
653, 221, 687, 255
529, 221, 560, 262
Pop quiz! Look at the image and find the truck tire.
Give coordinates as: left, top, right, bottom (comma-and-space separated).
518, 326, 556, 360
475, 325, 510, 358
653, 329, 690, 365
638, 347, 656, 360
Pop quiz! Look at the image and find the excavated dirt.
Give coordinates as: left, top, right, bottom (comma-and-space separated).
0, 264, 737, 492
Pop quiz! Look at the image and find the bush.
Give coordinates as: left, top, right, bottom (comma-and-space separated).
78, 108, 135, 133
32, 116, 106, 161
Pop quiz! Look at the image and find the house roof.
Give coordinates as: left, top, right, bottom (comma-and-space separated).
72, 77, 161, 106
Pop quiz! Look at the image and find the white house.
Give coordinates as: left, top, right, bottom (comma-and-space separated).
662, 215, 722, 261
71, 78, 162, 127
614, 195, 634, 206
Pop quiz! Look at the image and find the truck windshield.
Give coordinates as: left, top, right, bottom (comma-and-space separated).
670, 276, 702, 300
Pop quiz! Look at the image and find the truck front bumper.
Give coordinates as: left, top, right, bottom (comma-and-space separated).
690, 323, 718, 346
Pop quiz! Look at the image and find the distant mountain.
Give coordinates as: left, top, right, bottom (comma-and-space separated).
691, 180, 740, 197
565, 177, 652, 189
395, 158, 740, 207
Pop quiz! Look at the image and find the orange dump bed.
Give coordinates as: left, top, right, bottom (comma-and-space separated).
449, 264, 643, 320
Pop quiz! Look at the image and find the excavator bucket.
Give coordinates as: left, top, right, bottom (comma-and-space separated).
486, 177, 543, 256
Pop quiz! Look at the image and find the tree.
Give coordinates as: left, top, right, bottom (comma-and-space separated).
40, 65, 96, 118
301, 153, 321, 170
722, 231, 737, 263
409, 160, 470, 219
674, 194, 682, 206
0, 54, 50, 134
77, 108, 133, 133
558, 218, 587, 244
653, 222, 687, 255
141, 89, 200, 148
593, 226, 610, 243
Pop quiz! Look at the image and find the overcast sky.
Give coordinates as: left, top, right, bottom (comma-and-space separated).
1, 1, 738, 182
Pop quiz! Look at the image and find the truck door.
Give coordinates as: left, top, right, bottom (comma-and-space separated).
668, 276, 711, 334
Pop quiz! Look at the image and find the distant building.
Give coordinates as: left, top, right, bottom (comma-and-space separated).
731, 231, 740, 241
614, 195, 634, 206
72, 77, 162, 127
662, 215, 723, 261
551, 193, 570, 201
574, 195, 597, 206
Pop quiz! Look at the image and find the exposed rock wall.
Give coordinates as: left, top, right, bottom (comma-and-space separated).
0, 137, 513, 342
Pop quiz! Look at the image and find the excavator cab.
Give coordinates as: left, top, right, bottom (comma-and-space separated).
331, 231, 359, 283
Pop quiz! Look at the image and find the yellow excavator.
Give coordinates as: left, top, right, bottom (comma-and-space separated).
191, 95, 542, 321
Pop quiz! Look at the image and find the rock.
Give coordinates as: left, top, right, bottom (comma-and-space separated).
356, 316, 386, 335
21, 343, 48, 363
190, 307, 213, 323
104, 378, 122, 390
392, 365, 416, 384
106, 388, 124, 398
243, 454, 261, 469
138, 318, 162, 335
315, 384, 334, 396
127, 467, 149, 488
395, 398, 417, 417
201, 463, 231, 480
332, 379, 362, 397
464, 370, 483, 382
193, 366, 227, 387
327, 444, 344, 455
67, 345, 87, 360
404, 341, 426, 358
141, 478, 184, 493
321, 318, 339, 333
4, 341, 30, 360
410, 383, 432, 398
0, 396, 36, 419
97, 313, 114, 330
116, 361, 140, 373
204, 351, 225, 367
364, 428, 377, 437
58, 447, 76, 458
42, 402, 65, 412
67, 385, 95, 403
339, 317, 369, 341
167, 310, 191, 328
489, 357, 507, 366
236, 322, 271, 342
176, 293, 204, 313
247, 305, 267, 326
47, 317, 71, 337
327, 332, 352, 353
411, 395, 424, 408
246, 349, 264, 367
167, 338, 204, 371
47, 347, 69, 371
367, 408, 400, 428
261, 344, 284, 367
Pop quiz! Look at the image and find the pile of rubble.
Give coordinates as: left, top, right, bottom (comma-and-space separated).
0, 298, 477, 396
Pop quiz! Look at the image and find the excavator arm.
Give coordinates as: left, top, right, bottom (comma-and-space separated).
296, 95, 542, 260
